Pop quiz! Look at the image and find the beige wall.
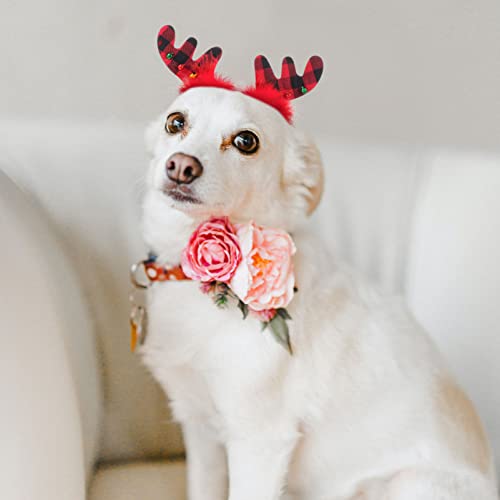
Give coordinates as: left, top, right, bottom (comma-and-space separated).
2, 0, 500, 149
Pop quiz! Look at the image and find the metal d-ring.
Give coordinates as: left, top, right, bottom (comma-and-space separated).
130, 261, 150, 289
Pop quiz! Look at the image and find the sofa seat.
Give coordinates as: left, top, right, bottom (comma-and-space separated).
89, 461, 186, 500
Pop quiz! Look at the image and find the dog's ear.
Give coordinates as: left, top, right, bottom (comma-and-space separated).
144, 116, 164, 156
283, 129, 324, 216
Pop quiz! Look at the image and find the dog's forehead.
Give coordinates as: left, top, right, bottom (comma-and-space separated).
169, 87, 286, 131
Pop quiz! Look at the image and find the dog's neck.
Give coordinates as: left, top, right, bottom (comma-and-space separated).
142, 191, 197, 266
142, 190, 320, 272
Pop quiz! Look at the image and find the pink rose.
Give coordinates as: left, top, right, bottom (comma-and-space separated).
251, 308, 277, 322
230, 221, 296, 312
181, 217, 242, 282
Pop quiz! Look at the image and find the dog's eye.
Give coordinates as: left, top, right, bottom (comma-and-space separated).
165, 112, 186, 134
232, 131, 259, 155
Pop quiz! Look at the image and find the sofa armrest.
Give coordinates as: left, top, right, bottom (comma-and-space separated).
0, 170, 102, 499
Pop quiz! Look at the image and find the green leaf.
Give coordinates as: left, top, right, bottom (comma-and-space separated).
269, 314, 293, 355
214, 293, 229, 308
261, 321, 269, 331
276, 308, 292, 321
238, 300, 249, 319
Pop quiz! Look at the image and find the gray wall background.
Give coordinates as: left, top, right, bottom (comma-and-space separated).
2, 0, 500, 149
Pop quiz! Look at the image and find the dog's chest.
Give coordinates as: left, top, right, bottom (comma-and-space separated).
145, 280, 225, 354
142, 278, 283, 371
140, 278, 292, 424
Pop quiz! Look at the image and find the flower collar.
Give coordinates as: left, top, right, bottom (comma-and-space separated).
130, 218, 297, 354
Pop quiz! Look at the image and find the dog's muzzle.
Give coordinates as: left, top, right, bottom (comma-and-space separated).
166, 153, 203, 185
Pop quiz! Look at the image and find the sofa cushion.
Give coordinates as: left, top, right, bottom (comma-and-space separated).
89, 461, 186, 500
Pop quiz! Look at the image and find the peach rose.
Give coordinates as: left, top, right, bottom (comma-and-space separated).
181, 217, 241, 282
230, 221, 296, 312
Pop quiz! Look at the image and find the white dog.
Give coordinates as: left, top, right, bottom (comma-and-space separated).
140, 85, 497, 500
138, 24, 498, 499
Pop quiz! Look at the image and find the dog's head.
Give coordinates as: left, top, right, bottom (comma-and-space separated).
144, 85, 323, 231
143, 25, 324, 253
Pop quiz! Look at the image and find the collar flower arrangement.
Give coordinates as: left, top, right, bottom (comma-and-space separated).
181, 217, 296, 353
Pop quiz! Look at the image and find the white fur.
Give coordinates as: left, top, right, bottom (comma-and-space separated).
140, 87, 498, 500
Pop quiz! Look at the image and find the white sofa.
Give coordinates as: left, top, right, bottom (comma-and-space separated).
1, 119, 499, 499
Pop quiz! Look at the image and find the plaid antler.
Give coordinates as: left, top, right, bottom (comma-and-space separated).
254, 55, 324, 100
157, 25, 222, 82
156, 24, 324, 122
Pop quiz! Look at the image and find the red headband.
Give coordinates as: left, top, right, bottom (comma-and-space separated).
157, 25, 324, 124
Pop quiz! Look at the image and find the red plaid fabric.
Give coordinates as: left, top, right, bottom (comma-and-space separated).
157, 25, 222, 82
156, 24, 324, 122
254, 55, 324, 100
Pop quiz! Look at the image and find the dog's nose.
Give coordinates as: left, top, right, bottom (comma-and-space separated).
166, 153, 203, 184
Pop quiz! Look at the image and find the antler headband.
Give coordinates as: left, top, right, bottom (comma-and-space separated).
157, 25, 324, 123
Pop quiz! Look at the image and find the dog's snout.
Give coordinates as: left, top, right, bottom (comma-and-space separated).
166, 153, 203, 185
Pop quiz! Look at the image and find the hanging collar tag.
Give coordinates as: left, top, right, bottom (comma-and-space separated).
129, 255, 189, 351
